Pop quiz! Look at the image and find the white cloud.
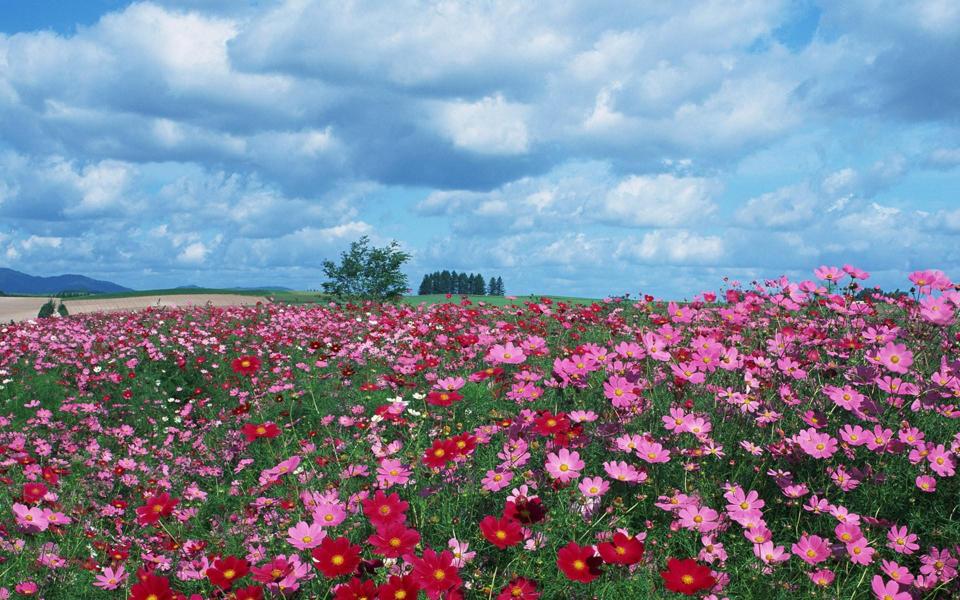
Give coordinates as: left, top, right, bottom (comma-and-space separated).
435, 94, 530, 155
736, 183, 820, 229
616, 230, 725, 265
599, 174, 719, 227
177, 241, 209, 264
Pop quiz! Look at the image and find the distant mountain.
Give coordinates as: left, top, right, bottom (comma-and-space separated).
0, 268, 132, 295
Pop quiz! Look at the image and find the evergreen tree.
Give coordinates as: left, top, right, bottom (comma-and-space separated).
474, 273, 485, 295
488, 276, 497, 296
440, 270, 452, 294
57, 302, 69, 317
457, 272, 468, 295
418, 274, 430, 295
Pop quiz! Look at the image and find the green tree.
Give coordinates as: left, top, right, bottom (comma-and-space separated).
57, 302, 69, 317
321, 236, 411, 300
38, 299, 56, 318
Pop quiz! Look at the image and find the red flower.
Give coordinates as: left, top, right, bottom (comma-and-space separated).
597, 532, 645, 566
557, 541, 603, 583
410, 548, 461, 595
660, 558, 716, 596
334, 577, 378, 600
503, 497, 546, 524
206, 555, 250, 590
367, 522, 420, 558
22, 482, 48, 504
377, 574, 420, 600
231, 355, 261, 376
497, 577, 539, 600
422, 439, 458, 469
361, 490, 409, 527
241, 422, 280, 442
129, 574, 174, 600
312, 536, 362, 578
479, 515, 523, 549
232, 585, 264, 600
136, 492, 179, 526
450, 433, 477, 457
426, 391, 462, 407
534, 411, 570, 437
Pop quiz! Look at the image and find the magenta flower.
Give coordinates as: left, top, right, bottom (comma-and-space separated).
481, 469, 513, 492
93, 565, 127, 590
545, 448, 584, 483
845, 538, 875, 565
12, 504, 48, 533
796, 428, 838, 459
792, 534, 831, 565
873, 342, 913, 374
871, 576, 911, 600
886, 526, 920, 555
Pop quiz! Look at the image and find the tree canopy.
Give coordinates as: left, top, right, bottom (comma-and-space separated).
321, 236, 411, 300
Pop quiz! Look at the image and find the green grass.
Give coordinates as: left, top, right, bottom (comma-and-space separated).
400, 294, 599, 307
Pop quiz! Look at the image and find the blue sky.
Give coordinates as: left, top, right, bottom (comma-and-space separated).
1, 0, 959, 298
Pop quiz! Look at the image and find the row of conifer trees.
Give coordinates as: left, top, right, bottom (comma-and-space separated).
417, 271, 504, 296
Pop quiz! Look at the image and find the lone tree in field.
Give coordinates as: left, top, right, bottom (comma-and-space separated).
322, 236, 411, 300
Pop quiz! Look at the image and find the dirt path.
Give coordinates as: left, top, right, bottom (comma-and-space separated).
0, 294, 268, 323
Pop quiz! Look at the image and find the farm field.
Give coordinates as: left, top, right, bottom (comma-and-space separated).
0, 294, 268, 325
0, 268, 958, 599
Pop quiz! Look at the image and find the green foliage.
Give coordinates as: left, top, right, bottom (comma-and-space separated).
37, 299, 56, 318
321, 236, 411, 300
57, 301, 69, 317
417, 270, 491, 295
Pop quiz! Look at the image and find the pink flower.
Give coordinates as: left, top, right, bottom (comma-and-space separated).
792, 534, 831, 565
815, 265, 846, 282
873, 342, 913, 374
377, 458, 411, 488
753, 541, 789, 565
636, 439, 671, 463
928, 444, 956, 477
871, 576, 911, 600
845, 538, 875, 565
93, 565, 127, 590
578, 477, 609, 498
602, 460, 644, 483
312, 502, 347, 528
481, 469, 513, 492
881, 560, 914, 586
487, 342, 526, 365
286, 521, 325, 550
886, 526, 920, 555
916, 475, 937, 493
809, 569, 835, 587
12, 503, 48, 533
603, 376, 637, 407
448, 538, 476, 568
545, 448, 584, 483
678, 505, 720, 533
795, 428, 838, 459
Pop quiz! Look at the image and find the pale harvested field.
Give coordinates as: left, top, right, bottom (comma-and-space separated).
0, 294, 268, 323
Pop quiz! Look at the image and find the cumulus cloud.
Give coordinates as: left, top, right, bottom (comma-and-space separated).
434, 94, 530, 155
0, 0, 958, 296
598, 174, 720, 227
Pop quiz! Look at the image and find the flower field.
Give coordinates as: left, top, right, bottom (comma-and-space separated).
1, 267, 959, 599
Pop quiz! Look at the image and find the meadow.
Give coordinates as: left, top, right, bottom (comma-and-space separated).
0, 266, 958, 599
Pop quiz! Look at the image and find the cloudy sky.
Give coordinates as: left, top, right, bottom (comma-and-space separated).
1, 0, 959, 298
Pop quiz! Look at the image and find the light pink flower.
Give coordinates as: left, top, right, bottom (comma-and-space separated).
545, 448, 583, 483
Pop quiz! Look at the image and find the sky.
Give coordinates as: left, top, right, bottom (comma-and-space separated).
0, 0, 959, 299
